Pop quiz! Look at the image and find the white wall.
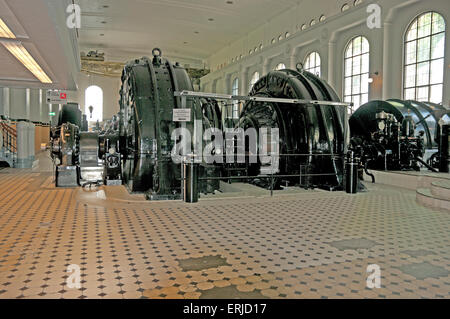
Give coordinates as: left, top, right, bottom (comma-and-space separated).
201, 0, 450, 106
0, 87, 50, 123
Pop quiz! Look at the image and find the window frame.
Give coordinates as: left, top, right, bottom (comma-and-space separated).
85, 85, 103, 122
275, 63, 286, 71
304, 51, 321, 77
343, 36, 370, 110
402, 11, 446, 104
249, 71, 260, 92
231, 78, 239, 119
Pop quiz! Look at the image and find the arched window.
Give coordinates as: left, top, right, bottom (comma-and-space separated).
249, 72, 260, 91
85, 85, 103, 122
344, 36, 370, 109
232, 78, 239, 119
304, 52, 321, 76
404, 12, 446, 103
275, 63, 286, 71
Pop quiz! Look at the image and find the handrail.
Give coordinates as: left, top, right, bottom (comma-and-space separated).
0, 122, 17, 138
174, 90, 353, 107
0, 121, 17, 154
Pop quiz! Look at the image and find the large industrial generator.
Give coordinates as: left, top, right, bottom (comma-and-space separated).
349, 99, 450, 172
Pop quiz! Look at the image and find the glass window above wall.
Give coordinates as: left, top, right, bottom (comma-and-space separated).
231, 78, 239, 119
304, 52, 321, 77
403, 12, 446, 104
249, 72, 260, 92
344, 36, 370, 111
85, 85, 103, 122
275, 63, 286, 71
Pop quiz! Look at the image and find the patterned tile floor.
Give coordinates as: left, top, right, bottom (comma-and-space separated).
0, 153, 449, 299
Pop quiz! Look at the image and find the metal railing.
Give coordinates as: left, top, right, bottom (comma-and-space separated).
180, 153, 345, 201
0, 121, 18, 166
173, 90, 352, 202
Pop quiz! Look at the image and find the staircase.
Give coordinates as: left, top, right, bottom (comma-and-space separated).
417, 180, 450, 212
363, 170, 450, 212
0, 121, 17, 168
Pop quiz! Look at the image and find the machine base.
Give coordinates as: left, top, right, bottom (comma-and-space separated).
56, 166, 79, 188
145, 193, 182, 201
105, 179, 122, 186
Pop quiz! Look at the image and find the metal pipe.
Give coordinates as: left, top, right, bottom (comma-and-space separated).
194, 173, 340, 181
174, 90, 352, 107
415, 157, 439, 173
439, 124, 449, 173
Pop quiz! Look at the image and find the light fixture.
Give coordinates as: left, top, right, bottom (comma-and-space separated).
368, 71, 379, 84
0, 18, 52, 83
2, 41, 52, 83
0, 18, 15, 38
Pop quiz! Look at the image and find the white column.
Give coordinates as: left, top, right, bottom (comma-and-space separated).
3, 88, 10, 118
240, 68, 248, 95
39, 89, 43, 122
10, 88, 27, 120
327, 41, 337, 88
262, 59, 270, 75
382, 22, 393, 100
30, 89, 41, 122
25, 88, 31, 120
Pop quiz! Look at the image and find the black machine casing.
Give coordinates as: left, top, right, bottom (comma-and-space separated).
236, 69, 348, 190
349, 99, 450, 171
119, 50, 219, 199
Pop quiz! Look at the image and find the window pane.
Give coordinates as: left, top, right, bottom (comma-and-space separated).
361, 93, 369, 105
352, 76, 361, 94
404, 88, 416, 100
405, 41, 417, 64
345, 58, 352, 76
430, 84, 443, 103
417, 37, 430, 62
85, 85, 103, 122
430, 59, 444, 84
345, 77, 352, 96
345, 43, 353, 58
310, 53, 315, 66
432, 13, 445, 34
431, 33, 445, 59
352, 55, 361, 74
353, 95, 360, 108
417, 86, 429, 101
232, 79, 239, 95
353, 37, 362, 55
361, 74, 369, 94
361, 38, 369, 53
416, 62, 430, 86
404, 65, 416, 88
406, 20, 418, 41
344, 95, 352, 103
361, 53, 369, 73
314, 66, 321, 77
315, 53, 321, 65
417, 13, 432, 38
305, 57, 311, 69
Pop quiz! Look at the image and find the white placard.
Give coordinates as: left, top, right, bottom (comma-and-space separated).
173, 108, 191, 122
46, 90, 67, 104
